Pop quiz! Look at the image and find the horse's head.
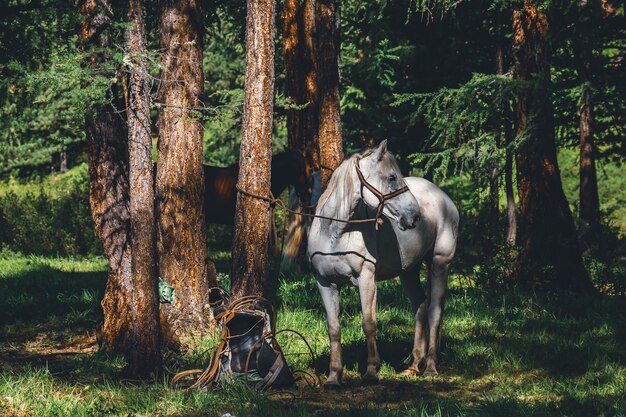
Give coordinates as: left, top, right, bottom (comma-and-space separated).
356, 140, 421, 231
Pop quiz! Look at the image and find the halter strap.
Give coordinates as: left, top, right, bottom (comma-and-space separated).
354, 157, 410, 228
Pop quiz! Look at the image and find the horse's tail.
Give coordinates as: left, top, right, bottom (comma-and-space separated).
282, 188, 309, 264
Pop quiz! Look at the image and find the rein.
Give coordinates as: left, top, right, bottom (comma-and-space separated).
354, 157, 410, 229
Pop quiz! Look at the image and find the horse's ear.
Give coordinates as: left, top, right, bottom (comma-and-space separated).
376, 139, 388, 161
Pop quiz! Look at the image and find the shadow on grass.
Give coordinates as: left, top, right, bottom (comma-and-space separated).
0, 262, 106, 326
0, 259, 109, 377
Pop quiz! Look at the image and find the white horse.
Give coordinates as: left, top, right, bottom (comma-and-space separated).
307, 140, 459, 387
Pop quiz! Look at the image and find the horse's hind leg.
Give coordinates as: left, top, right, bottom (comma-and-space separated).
317, 280, 343, 387
424, 254, 451, 376
400, 264, 428, 375
358, 268, 380, 384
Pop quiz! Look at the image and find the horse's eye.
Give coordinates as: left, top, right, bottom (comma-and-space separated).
388, 174, 397, 182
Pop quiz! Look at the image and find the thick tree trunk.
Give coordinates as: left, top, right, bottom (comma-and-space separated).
231, 0, 276, 299
124, 0, 161, 376
316, 0, 343, 188
512, 3, 592, 292
87, 110, 132, 354
156, 0, 215, 342
284, 0, 320, 171
282, 0, 318, 264
79, 0, 132, 356
576, 0, 601, 246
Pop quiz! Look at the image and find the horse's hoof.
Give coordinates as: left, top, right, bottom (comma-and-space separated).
323, 380, 342, 390
401, 368, 418, 377
423, 369, 438, 377
362, 374, 379, 385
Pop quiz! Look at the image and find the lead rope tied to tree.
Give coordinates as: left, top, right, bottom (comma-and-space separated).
236, 156, 411, 230
236, 186, 379, 225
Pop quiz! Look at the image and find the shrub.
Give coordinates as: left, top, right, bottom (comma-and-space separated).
0, 179, 101, 257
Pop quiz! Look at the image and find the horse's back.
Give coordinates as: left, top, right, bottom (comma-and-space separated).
405, 177, 458, 259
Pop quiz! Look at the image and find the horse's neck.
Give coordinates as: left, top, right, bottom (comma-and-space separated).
316, 198, 367, 246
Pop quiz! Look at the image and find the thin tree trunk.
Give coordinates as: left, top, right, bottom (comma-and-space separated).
79, 0, 132, 356
156, 0, 215, 343
282, 0, 318, 264
60, 150, 68, 173
504, 143, 517, 244
231, 0, 276, 299
495, 29, 518, 245
316, 0, 343, 189
512, 3, 592, 292
124, 0, 161, 376
489, 41, 505, 229
576, 0, 601, 246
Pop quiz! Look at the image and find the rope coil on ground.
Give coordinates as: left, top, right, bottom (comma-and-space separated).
171, 293, 321, 391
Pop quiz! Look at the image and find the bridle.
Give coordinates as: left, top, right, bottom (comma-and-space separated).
354, 157, 410, 228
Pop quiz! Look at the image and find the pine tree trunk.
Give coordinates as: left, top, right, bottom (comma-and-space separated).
489, 41, 505, 232
512, 3, 592, 292
576, 0, 601, 246
231, 0, 276, 299
495, 32, 518, 245
124, 0, 161, 376
316, 0, 343, 188
79, 0, 132, 356
282, 0, 318, 264
156, 0, 215, 342
284, 0, 320, 171
505, 144, 517, 245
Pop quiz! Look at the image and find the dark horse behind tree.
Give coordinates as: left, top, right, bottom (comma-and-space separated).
204, 150, 310, 225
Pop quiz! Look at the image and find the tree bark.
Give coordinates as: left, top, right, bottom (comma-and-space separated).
282, 0, 318, 264
576, 0, 601, 246
504, 143, 517, 245
512, 3, 592, 292
489, 41, 505, 231
495, 31, 518, 245
156, 0, 215, 342
231, 0, 276, 299
124, 0, 161, 376
79, 0, 132, 356
284, 0, 320, 172
316, 0, 343, 188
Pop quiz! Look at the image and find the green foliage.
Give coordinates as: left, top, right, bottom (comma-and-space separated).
202, 10, 246, 166
0, 1, 111, 178
394, 73, 519, 181
0, 164, 101, 256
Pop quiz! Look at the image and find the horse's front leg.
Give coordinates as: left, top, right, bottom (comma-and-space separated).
317, 281, 343, 388
358, 266, 380, 384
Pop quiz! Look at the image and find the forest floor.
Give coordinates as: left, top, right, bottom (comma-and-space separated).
0, 255, 625, 417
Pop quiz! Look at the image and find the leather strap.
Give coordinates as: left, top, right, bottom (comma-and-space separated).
354, 158, 410, 228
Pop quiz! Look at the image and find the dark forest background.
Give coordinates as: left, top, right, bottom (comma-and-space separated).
1, 0, 624, 291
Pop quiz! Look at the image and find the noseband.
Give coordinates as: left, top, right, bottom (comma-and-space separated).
354, 158, 410, 228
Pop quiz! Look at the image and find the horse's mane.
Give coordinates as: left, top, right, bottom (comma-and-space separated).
315, 150, 373, 234
316, 148, 404, 233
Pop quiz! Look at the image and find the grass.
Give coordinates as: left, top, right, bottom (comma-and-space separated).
1, 254, 625, 416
